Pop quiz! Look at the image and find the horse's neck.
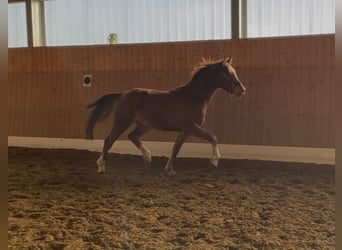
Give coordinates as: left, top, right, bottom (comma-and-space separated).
185, 77, 218, 102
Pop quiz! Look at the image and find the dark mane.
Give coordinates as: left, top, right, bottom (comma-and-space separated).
190, 58, 225, 80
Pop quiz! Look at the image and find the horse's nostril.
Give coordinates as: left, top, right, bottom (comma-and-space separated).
240, 89, 246, 96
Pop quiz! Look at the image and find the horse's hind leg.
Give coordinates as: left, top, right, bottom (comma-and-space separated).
128, 123, 151, 164
97, 113, 134, 173
165, 131, 188, 176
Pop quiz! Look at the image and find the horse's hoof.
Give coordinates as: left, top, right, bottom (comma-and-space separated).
140, 145, 152, 164
165, 169, 177, 177
97, 165, 106, 173
143, 156, 152, 166
210, 158, 219, 167
96, 157, 106, 173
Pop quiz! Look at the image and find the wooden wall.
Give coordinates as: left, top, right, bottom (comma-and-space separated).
8, 35, 335, 148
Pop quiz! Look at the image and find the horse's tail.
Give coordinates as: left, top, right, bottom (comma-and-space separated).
85, 93, 122, 139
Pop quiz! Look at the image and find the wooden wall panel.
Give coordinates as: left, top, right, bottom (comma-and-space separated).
8, 35, 335, 148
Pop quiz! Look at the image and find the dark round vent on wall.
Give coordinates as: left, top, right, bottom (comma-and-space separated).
83, 75, 92, 86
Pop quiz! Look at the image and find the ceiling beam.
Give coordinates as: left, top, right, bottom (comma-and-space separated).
31, 0, 46, 46
25, 0, 34, 47
231, 0, 247, 39
24, 0, 46, 47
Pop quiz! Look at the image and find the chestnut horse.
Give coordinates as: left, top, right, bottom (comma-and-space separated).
86, 57, 246, 176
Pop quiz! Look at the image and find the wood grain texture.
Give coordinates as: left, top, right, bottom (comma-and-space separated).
8, 35, 335, 148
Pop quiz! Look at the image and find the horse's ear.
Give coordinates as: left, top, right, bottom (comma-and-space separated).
228, 57, 233, 65
223, 57, 229, 65
201, 57, 209, 64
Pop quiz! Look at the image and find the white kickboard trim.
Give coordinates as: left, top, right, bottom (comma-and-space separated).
8, 136, 335, 165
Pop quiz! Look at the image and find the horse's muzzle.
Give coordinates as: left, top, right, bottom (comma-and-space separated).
235, 86, 246, 97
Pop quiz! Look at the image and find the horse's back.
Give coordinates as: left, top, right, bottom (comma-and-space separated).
116, 87, 170, 113
120, 88, 170, 105
117, 87, 205, 131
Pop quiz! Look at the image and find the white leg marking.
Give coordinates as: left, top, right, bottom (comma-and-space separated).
165, 158, 177, 176
210, 145, 221, 167
96, 155, 106, 173
140, 144, 152, 164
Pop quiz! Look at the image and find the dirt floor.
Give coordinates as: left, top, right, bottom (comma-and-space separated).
8, 147, 335, 250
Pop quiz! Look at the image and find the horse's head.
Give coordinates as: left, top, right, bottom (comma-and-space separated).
218, 57, 246, 97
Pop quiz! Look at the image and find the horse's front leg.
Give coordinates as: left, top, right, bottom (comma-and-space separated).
165, 131, 188, 176
210, 144, 221, 167
187, 123, 221, 167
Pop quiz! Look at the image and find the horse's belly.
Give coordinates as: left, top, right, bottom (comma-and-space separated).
135, 106, 205, 131
133, 91, 206, 130
135, 111, 182, 131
